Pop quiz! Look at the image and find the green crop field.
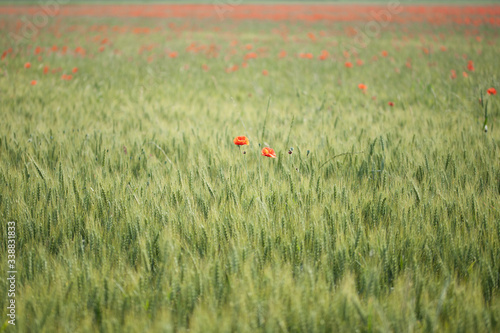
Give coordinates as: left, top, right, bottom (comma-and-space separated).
0, 3, 499, 332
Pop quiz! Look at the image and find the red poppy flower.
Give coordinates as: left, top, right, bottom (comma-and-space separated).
345, 62, 353, 68
358, 83, 367, 90
487, 88, 497, 95
245, 52, 257, 60
462, 71, 468, 78
72, 67, 78, 73
262, 147, 276, 158
356, 59, 363, 66
234, 136, 249, 146
278, 50, 287, 58
24, 62, 31, 69
169, 52, 178, 58
262, 69, 268, 76
43, 66, 49, 74
388, 101, 394, 107
467, 60, 474, 72
30, 80, 37, 86
381, 50, 388, 57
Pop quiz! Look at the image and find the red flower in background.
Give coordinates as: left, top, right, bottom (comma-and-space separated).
234, 136, 249, 146
72, 67, 78, 73
24, 62, 31, 69
467, 60, 474, 71
358, 83, 367, 91
345, 62, 353, 68
487, 88, 496, 95
388, 101, 394, 107
30, 80, 37, 85
262, 147, 276, 158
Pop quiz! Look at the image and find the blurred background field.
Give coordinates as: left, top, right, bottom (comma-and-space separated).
0, 2, 499, 332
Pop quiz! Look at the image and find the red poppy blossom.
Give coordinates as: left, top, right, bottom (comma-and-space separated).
43, 66, 49, 74
462, 71, 468, 78
318, 50, 329, 60
24, 62, 31, 69
30, 80, 37, 86
467, 60, 474, 71
381, 50, 388, 57
487, 88, 497, 95
245, 52, 257, 60
234, 136, 249, 146
358, 83, 367, 91
345, 62, 353, 68
388, 101, 394, 107
262, 69, 268, 76
262, 147, 276, 158
72, 67, 78, 73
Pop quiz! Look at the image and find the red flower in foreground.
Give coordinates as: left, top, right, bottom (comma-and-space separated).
358, 83, 367, 91
234, 136, 249, 146
24, 62, 31, 69
388, 101, 394, 107
30, 80, 37, 86
262, 147, 276, 158
487, 88, 497, 95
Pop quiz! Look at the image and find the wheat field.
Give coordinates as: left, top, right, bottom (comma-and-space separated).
0, 3, 500, 332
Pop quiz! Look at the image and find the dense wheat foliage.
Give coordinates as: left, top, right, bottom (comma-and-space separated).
1, 4, 500, 332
